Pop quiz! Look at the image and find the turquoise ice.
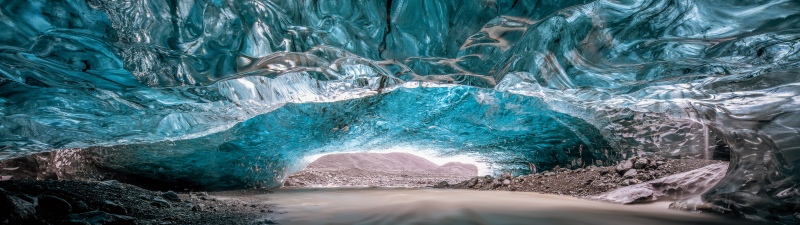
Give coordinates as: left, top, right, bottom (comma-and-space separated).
1, 0, 798, 222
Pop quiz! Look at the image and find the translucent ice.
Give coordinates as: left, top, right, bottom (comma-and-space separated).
0, 0, 799, 222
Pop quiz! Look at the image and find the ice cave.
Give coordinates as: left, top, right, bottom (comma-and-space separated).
0, 0, 798, 224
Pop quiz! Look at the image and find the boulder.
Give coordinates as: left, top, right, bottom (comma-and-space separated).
1, 189, 37, 222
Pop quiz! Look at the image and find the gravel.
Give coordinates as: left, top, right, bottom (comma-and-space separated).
444, 157, 725, 198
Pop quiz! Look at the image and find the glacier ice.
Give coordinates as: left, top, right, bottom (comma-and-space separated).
1, 0, 799, 223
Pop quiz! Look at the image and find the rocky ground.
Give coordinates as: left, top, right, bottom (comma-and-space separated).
0, 150, 727, 224
0, 180, 279, 225
442, 156, 725, 198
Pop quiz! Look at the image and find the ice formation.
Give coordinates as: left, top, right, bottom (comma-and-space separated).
0, 0, 798, 222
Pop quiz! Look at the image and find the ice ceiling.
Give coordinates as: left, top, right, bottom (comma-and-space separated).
0, 0, 799, 222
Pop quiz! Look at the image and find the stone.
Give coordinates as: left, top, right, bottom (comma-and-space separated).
433, 181, 449, 188
634, 158, 649, 169
615, 160, 633, 174
9, 195, 36, 219
68, 211, 135, 225
101, 200, 127, 215
37, 195, 73, 216
623, 169, 638, 178
74, 201, 90, 213
502, 179, 511, 185
598, 168, 610, 175
483, 175, 495, 183
161, 191, 180, 202
151, 197, 171, 208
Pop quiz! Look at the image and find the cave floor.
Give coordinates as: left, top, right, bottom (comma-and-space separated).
248, 188, 760, 225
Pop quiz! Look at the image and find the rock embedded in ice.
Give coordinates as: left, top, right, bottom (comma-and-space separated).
590, 163, 728, 204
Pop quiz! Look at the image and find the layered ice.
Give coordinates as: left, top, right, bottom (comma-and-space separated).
1, 0, 799, 222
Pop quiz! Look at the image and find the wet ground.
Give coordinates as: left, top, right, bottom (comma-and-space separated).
257, 188, 762, 225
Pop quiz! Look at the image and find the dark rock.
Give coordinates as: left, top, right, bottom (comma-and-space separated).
161, 191, 180, 202
2, 188, 40, 224
151, 197, 170, 208
466, 177, 478, 188
37, 195, 73, 217
9, 195, 36, 219
483, 175, 495, 183
433, 181, 449, 188
74, 201, 90, 213
101, 200, 127, 215
68, 211, 135, 225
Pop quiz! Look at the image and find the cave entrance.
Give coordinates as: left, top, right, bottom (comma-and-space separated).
282, 151, 481, 188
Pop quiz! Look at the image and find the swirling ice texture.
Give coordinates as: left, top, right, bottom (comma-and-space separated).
1, 0, 799, 222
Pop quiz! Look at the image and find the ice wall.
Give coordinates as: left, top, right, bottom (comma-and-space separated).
1, 0, 799, 223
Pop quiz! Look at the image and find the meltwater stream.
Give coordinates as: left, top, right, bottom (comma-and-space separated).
257, 188, 758, 225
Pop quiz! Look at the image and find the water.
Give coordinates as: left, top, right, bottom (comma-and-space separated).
258, 188, 757, 225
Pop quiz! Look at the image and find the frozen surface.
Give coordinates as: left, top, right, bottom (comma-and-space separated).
1, 0, 799, 222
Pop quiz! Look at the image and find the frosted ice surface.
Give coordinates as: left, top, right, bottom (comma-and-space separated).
0, 0, 798, 222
